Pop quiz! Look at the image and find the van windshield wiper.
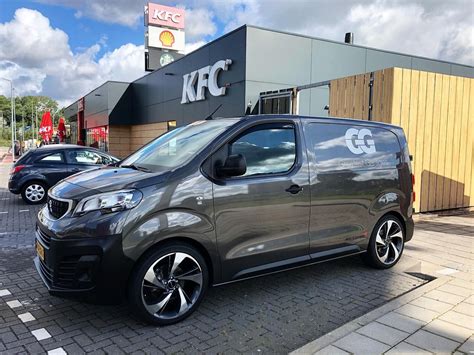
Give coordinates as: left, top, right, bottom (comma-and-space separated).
120, 164, 152, 173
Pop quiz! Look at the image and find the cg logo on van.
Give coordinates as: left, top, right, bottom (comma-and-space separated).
345, 128, 376, 154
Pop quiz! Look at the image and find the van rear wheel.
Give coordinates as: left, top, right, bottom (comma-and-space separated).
128, 243, 209, 325
363, 215, 405, 269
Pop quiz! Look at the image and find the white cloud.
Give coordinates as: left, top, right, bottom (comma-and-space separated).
0, 8, 145, 107
207, 0, 474, 66
183, 40, 206, 54
0, 61, 46, 95
346, 0, 474, 65
36, 0, 145, 27
1, 1, 472, 108
0, 8, 71, 68
35, 0, 473, 66
183, 7, 217, 40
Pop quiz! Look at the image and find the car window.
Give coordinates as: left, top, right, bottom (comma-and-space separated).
99, 153, 118, 165
38, 153, 63, 163
67, 150, 105, 165
229, 123, 296, 177
305, 123, 401, 172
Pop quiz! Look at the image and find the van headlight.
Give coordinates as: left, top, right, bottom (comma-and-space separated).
73, 190, 143, 216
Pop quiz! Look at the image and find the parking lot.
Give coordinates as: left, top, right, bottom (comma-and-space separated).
0, 163, 468, 354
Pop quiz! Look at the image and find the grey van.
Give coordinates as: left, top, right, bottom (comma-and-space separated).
35, 115, 414, 325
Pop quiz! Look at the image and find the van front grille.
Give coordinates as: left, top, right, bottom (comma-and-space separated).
47, 197, 70, 219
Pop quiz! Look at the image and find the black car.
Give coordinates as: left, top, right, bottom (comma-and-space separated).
9, 145, 119, 204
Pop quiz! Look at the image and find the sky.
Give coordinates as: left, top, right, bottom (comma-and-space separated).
0, 0, 473, 107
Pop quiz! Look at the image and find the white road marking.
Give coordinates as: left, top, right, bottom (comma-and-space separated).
48, 348, 67, 355
18, 312, 35, 323
436, 267, 459, 275
31, 328, 52, 341
6, 300, 22, 308
0, 289, 11, 297
0, 198, 10, 200
0, 211, 7, 214
19, 209, 29, 212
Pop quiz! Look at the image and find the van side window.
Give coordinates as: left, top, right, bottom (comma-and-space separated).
229, 123, 296, 177
306, 123, 400, 172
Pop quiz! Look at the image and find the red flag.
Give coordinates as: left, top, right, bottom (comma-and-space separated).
39, 111, 53, 142
57, 117, 66, 142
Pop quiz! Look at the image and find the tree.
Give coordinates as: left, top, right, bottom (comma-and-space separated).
0, 94, 65, 145
0, 94, 64, 127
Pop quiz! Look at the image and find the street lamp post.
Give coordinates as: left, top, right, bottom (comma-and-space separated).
1, 78, 14, 161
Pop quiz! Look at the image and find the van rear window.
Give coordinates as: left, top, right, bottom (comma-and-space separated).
305, 123, 401, 172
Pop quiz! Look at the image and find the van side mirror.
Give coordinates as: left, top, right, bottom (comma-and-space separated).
216, 154, 247, 178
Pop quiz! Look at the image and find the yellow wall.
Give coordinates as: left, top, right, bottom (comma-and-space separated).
329, 67, 474, 213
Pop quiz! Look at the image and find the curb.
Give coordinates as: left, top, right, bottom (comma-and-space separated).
290, 273, 450, 354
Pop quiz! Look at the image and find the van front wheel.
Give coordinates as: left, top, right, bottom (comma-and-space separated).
363, 215, 405, 269
128, 243, 209, 325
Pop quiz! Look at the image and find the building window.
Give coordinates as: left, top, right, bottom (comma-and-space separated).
86, 126, 109, 152
167, 120, 177, 131
69, 121, 77, 145
259, 92, 291, 114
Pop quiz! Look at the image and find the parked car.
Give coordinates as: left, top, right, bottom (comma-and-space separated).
9, 145, 119, 204
35, 115, 414, 325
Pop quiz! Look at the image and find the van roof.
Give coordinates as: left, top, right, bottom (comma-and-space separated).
215, 114, 403, 130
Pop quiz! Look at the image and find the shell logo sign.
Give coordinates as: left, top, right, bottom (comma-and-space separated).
159, 30, 175, 47
148, 26, 185, 51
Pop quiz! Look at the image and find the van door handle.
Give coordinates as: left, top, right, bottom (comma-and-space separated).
285, 185, 303, 194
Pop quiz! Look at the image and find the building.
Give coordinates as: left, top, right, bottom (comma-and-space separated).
64, 24, 473, 178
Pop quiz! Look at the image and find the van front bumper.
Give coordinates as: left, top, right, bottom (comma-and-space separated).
34, 225, 134, 302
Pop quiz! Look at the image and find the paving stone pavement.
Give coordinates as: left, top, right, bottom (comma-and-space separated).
294, 213, 474, 355
0, 163, 439, 354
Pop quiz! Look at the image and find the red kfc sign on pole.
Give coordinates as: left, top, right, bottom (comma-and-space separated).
39, 111, 53, 143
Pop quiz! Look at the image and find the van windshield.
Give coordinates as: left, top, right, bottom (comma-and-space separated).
120, 120, 234, 172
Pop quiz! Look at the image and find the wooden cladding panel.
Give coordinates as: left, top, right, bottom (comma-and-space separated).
109, 122, 168, 159
390, 68, 403, 126
329, 67, 474, 213
420, 72, 435, 212
467, 78, 474, 207
329, 74, 370, 120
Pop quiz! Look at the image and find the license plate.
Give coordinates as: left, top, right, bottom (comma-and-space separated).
36, 241, 45, 261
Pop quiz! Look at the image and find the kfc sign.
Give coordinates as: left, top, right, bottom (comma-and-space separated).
146, 3, 185, 30
181, 59, 232, 104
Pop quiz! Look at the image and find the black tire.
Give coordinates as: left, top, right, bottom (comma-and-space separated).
362, 215, 405, 269
128, 242, 209, 326
21, 181, 48, 205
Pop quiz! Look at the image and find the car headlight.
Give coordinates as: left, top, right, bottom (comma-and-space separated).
73, 190, 142, 216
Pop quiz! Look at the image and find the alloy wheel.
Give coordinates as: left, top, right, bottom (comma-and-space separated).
375, 219, 404, 265
25, 184, 45, 203
141, 252, 203, 320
